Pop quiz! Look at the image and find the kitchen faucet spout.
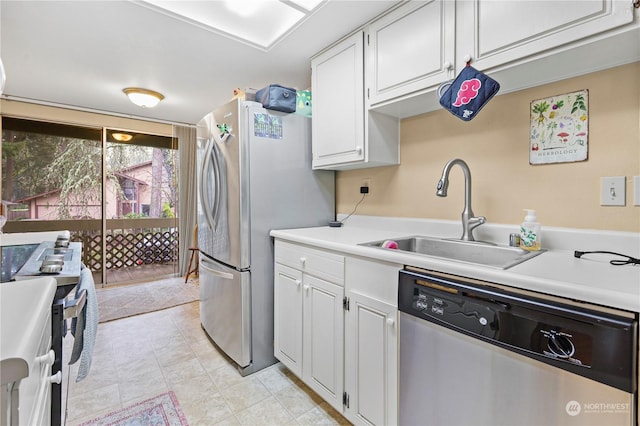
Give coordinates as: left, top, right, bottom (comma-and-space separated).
436, 158, 486, 241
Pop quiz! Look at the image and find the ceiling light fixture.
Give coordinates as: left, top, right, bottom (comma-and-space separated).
139, 0, 327, 50
123, 87, 164, 108
112, 132, 134, 142
224, 0, 264, 17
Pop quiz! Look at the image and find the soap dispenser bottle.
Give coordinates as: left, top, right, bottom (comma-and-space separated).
520, 209, 541, 251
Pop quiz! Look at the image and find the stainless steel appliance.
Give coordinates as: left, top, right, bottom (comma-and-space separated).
398, 267, 637, 426
197, 99, 335, 375
14, 241, 82, 285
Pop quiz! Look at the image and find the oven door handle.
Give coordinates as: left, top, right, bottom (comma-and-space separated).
64, 289, 87, 319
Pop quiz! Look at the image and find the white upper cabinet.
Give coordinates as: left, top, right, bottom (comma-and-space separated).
311, 0, 637, 165
367, 0, 456, 107
312, 32, 400, 171
457, 0, 636, 72
312, 32, 366, 169
365, 0, 638, 118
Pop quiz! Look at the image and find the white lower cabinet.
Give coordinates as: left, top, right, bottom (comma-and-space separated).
343, 256, 400, 426
302, 274, 344, 409
274, 264, 303, 377
274, 241, 345, 412
344, 290, 397, 426
274, 240, 401, 425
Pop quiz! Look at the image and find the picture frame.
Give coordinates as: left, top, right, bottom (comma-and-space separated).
529, 89, 588, 165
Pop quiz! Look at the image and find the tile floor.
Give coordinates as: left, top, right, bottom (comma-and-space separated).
63, 301, 351, 425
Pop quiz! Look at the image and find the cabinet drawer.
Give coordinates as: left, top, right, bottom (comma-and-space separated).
275, 241, 345, 285
346, 256, 402, 306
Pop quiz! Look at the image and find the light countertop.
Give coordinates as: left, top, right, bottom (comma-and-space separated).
270, 216, 640, 313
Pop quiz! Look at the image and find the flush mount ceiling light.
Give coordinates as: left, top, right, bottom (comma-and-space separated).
123, 87, 165, 108
111, 132, 134, 142
139, 0, 326, 50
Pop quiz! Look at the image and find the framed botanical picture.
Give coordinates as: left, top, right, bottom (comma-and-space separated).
529, 89, 588, 165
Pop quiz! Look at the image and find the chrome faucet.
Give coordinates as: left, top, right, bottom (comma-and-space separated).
436, 158, 486, 241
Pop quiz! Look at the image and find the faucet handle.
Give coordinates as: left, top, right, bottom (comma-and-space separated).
469, 216, 486, 228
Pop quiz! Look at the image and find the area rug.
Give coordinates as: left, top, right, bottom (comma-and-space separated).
79, 391, 188, 426
97, 277, 199, 323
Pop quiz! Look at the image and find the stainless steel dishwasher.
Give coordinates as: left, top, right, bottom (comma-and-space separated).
398, 267, 638, 426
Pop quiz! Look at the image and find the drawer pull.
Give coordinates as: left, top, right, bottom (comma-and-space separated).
300, 257, 307, 266
37, 349, 55, 366
49, 371, 62, 384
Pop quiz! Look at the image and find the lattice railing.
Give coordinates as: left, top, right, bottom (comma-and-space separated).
5, 218, 179, 273
106, 230, 177, 269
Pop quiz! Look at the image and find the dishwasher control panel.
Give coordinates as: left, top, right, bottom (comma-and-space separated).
399, 268, 638, 394
412, 286, 499, 339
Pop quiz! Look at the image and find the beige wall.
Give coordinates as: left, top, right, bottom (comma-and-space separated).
337, 62, 640, 232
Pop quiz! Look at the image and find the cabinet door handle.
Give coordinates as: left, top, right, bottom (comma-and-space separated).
356, 146, 363, 154
295, 279, 301, 287
36, 349, 55, 366
303, 285, 310, 292
300, 257, 306, 266
50, 371, 62, 384
386, 318, 395, 327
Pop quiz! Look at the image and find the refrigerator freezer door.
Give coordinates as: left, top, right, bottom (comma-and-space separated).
199, 253, 251, 367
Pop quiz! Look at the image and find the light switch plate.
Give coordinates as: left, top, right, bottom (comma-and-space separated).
600, 176, 626, 206
634, 176, 640, 206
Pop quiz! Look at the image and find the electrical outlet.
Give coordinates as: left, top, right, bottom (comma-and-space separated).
634, 176, 640, 206
600, 176, 626, 206
360, 178, 371, 194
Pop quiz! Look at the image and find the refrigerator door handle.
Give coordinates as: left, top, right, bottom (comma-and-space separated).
199, 138, 220, 234
210, 142, 222, 229
200, 257, 234, 280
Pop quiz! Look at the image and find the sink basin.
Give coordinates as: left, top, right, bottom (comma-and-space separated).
360, 236, 544, 269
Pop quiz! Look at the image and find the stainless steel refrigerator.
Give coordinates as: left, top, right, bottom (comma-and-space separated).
196, 99, 335, 375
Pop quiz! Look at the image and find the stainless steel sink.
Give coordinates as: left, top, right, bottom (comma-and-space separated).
360, 236, 544, 269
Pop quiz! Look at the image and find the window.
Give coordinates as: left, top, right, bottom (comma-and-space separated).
2, 117, 102, 220
2, 117, 179, 286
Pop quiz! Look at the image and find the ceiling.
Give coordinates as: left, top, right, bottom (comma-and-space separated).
0, 0, 399, 126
